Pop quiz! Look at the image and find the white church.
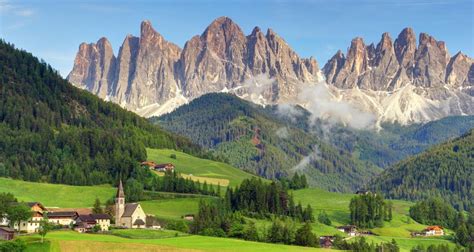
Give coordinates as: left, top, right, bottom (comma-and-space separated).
115, 180, 147, 228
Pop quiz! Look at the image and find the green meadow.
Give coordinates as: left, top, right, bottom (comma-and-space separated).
110, 229, 189, 239
146, 148, 261, 187
0, 177, 115, 208
140, 198, 214, 221
21, 230, 326, 252
293, 188, 457, 251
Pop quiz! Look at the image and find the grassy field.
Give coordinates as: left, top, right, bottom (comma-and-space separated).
21, 231, 327, 252
140, 198, 214, 221
361, 236, 457, 251
292, 188, 354, 226
293, 188, 458, 251
147, 148, 260, 187
0, 177, 115, 208
110, 229, 189, 239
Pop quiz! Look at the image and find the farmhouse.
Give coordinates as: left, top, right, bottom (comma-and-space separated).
115, 180, 147, 228
424, 226, 444, 236
47, 207, 92, 215
74, 215, 96, 233
13, 202, 46, 233
154, 163, 175, 172
141, 161, 157, 168
47, 211, 78, 226
0, 227, 14, 241
337, 225, 357, 237
91, 214, 111, 231
74, 214, 111, 232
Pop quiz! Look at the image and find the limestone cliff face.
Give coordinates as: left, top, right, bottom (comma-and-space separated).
68, 17, 319, 116
323, 28, 472, 91
178, 17, 318, 102
125, 20, 182, 109
68, 37, 116, 98
322, 28, 474, 124
179, 17, 248, 97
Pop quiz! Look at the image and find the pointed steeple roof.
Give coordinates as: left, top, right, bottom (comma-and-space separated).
116, 179, 125, 198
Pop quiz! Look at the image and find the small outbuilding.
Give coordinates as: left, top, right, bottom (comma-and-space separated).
319, 236, 334, 248
0, 227, 14, 240
146, 215, 161, 229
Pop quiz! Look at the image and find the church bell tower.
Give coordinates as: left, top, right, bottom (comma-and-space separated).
115, 179, 125, 226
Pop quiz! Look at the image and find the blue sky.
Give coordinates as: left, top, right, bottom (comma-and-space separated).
1, 0, 473, 77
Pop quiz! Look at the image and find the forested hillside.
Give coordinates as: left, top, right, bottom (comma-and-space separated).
276, 111, 474, 168
0, 40, 201, 185
370, 129, 474, 210
328, 116, 474, 168
156, 93, 380, 192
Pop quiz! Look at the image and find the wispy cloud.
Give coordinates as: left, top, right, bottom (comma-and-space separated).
291, 145, 321, 172
15, 8, 34, 17
79, 3, 131, 13
0, 0, 36, 17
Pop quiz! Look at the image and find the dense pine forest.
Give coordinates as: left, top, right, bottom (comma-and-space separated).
156, 93, 380, 192
349, 193, 392, 228
370, 129, 474, 210
0, 41, 202, 185
326, 116, 474, 168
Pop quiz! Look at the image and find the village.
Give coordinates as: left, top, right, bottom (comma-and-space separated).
0, 168, 447, 249
0, 178, 163, 241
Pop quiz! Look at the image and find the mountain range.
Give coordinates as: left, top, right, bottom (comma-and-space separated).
68, 17, 319, 118
2, 38, 472, 209
68, 17, 473, 125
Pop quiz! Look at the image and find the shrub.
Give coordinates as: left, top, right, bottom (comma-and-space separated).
0, 239, 26, 252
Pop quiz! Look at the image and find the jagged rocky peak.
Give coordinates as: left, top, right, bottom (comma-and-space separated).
346, 37, 368, 75
377, 33, 393, 51
179, 16, 320, 100
413, 32, 450, 87
68, 37, 116, 97
323, 27, 473, 89
69, 17, 320, 117
322, 27, 473, 125
394, 27, 417, 68
446, 51, 474, 87
140, 20, 156, 38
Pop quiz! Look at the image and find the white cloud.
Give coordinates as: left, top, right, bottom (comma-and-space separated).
291, 145, 321, 172
0, 1, 36, 20
242, 74, 274, 96
15, 8, 34, 17
275, 103, 303, 123
277, 80, 376, 131
299, 81, 376, 130
275, 127, 289, 139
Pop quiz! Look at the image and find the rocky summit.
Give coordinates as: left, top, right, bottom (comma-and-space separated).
69, 19, 473, 124
68, 17, 320, 117
323, 28, 473, 125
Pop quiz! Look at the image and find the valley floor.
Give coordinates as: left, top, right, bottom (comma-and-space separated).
20, 230, 325, 252
0, 148, 461, 251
